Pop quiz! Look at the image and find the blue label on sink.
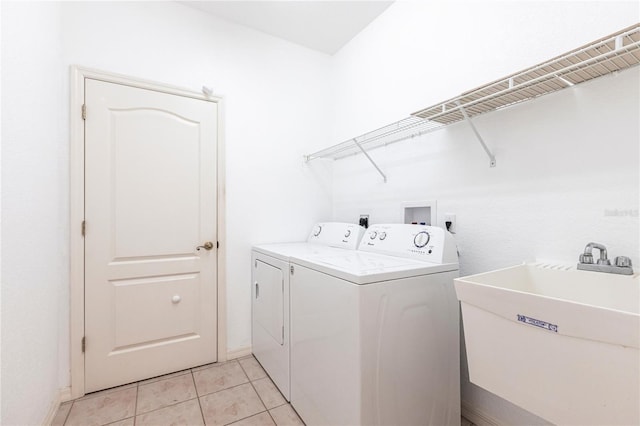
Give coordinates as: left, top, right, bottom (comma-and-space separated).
517, 314, 558, 332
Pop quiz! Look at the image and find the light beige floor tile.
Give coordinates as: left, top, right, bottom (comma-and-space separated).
66, 386, 137, 426
229, 411, 276, 426
193, 361, 249, 396
461, 416, 475, 426
238, 357, 267, 381
269, 404, 304, 426
51, 401, 72, 426
252, 378, 285, 409
136, 399, 204, 426
192, 359, 236, 373
137, 373, 197, 414
105, 417, 134, 426
200, 383, 266, 426
138, 368, 192, 385
77, 383, 137, 401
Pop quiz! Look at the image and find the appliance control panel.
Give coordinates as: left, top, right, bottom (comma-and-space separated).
307, 222, 366, 250
358, 224, 458, 264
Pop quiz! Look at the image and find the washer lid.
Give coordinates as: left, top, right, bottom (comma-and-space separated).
253, 222, 365, 261
253, 243, 346, 262
291, 251, 459, 285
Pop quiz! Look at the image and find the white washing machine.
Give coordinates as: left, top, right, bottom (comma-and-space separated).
290, 224, 460, 426
252, 222, 365, 401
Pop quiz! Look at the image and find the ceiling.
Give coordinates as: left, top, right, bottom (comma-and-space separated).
182, 1, 394, 55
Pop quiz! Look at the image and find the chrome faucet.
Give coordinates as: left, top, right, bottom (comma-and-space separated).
577, 242, 633, 275
579, 242, 610, 265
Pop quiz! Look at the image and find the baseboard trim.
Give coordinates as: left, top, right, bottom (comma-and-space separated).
462, 400, 502, 426
60, 387, 72, 403
227, 346, 252, 360
42, 387, 72, 425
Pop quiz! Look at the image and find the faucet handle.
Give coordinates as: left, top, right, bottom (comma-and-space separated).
579, 253, 594, 264
615, 256, 632, 268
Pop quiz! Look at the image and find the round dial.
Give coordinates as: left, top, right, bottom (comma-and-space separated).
413, 231, 430, 248
379, 232, 387, 240
313, 225, 322, 237
369, 231, 378, 239
344, 230, 351, 238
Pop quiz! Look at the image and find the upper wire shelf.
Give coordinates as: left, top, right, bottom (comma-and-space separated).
305, 24, 640, 162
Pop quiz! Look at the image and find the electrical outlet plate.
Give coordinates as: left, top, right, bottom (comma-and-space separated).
444, 213, 456, 234
359, 214, 369, 228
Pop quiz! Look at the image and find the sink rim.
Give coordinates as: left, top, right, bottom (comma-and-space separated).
455, 262, 640, 316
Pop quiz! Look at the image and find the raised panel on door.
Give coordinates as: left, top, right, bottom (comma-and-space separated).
84, 78, 218, 392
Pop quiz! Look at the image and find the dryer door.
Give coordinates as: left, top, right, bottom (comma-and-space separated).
251, 252, 290, 400
254, 259, 284, 345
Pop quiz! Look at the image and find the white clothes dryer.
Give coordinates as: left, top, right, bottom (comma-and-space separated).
290, 224, 460, 426
251, 222, 365, 401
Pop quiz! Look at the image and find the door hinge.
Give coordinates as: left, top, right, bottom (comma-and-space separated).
82, 104, 86, 120
217, 241, 219, 249
81, 220, 86, 237
81, 336, 86, 353
290, 265, 294, 275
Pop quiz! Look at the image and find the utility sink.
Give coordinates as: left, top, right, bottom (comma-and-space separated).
454, 263, 639, 426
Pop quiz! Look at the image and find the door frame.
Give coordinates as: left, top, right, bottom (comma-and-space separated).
69, 66, 227, 399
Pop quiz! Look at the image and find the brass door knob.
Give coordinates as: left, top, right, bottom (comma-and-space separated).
197, 242, 214, 251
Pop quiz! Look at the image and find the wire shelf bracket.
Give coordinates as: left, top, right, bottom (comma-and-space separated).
353, 138, 387, 182
457, 101, 496, 167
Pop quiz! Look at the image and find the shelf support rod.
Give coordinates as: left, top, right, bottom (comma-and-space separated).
353, 138, 387, 182
457, 101, 496, 168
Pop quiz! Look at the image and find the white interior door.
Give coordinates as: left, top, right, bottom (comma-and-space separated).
84, 78, 218, 393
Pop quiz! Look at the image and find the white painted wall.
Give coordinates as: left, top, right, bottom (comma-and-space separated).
1, 2, 65, 424
328, 2, 639, 424
0, 1, 4, 422
2, 2, 333, 422
0, 1, 3, 420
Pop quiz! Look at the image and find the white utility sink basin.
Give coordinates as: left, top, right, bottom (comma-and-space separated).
455, 263, 639, 426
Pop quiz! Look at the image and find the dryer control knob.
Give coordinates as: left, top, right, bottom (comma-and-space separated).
379, 232, 387, 240
414, 231, 430, 248
345, 230, 351, 238
313, 225, 322, 237
369, 231, 378, 239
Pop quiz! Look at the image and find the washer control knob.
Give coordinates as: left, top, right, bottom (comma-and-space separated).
344, 230, 351, 238
369, 231, 378, 239
414, 231, 430, 248
379, 232, 387, 240
313, 225, 322, 237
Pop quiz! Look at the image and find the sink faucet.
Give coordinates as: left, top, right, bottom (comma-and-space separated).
579, 242, 611, 265
577, 242, 633, 275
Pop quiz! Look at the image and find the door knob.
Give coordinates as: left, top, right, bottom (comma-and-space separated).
196, 242, 214, 251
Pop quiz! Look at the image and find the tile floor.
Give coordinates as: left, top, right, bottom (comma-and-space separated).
52, 354, 476, 426
52, 356, 303, 426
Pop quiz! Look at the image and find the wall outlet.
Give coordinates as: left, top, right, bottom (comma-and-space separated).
359, 214, 369, 229
444, 214, 456, 234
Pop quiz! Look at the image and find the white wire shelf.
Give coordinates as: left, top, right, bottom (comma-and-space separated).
305, 23, 640, 164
